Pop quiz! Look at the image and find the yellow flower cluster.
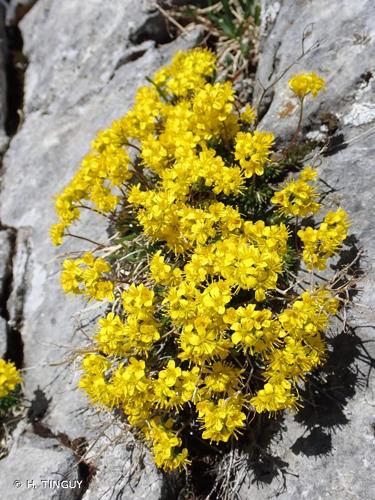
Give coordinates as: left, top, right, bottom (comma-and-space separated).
288, 72, 325, 99
234, 130, 275, 177
50, 141, 132, 246
146, 418, 190, 470
51, 49, 273, 254
271, 166, 320, 217
298, 208, 349, 270
60, 252, 114, 301
154, 48, 216, 96
51, 49, 349, 471
250, 289, 338, 412
0, 359, 22, 398
240, 104, 257, 124
196, 395, 246, 442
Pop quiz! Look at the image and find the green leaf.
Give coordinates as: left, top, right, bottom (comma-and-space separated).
254, 4, 262, 26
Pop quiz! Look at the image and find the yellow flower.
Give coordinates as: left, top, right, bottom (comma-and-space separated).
159, 360, 182, 388
162, 48, 216, 97
226, 305, 279, 354
122, 283, 155, 315
271, 166, 320, 217
196, 395, 246, 442
288, 72, 325, 99
235, 130, 274, 177
95, 312, 128, 356
250, 380, 297, 413
240, 104, 257, 124
298, 209, 349, 270
147, 418, 190, 470
50, 222, 66, 246
202, 361, 243, 396
0, 360, 22, 398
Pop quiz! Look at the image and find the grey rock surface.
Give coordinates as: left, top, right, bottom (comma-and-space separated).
19, 0, 168, 116
0, 229, 12, 357
0, 3, 8, 153
0, 423, 82, 499
6, 1, 38, 26
83, 434, 162, 500
0, 315, 6, 357
0, 228, 12, 302
7, 227, 31, 329
255, 0, 375, 136
0, 0, 201, 495
238, 1, 375, 498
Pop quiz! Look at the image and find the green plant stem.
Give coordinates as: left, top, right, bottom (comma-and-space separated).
145, 76, 169, 102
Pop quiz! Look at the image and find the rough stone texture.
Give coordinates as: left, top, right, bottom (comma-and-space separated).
0, 0, 200, 495
0, 315, 6, 357
238, 1, 375, 498
0, 3, 8, 153
7, 227, 31, 329
0, 423, 81, 499
0, 229, 12, 301
83, 434, 162, 500
19, 0, 169, 116
6, 1, 38, 26
0, 229, 12, 357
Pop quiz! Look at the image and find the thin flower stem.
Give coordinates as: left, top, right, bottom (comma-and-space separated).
66, 232, 105, 248
294, 215, 299, 247
125, 141, 142, 154
76, 204, 113, 220
285, 97, 305, 154
256, 27, 320, 113
297, 98, 305, 132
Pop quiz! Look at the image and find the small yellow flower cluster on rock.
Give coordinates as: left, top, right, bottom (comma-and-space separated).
271, 166, 320, 217
51, 49, 349, 471
298, 208, 350, 270
288, 72, 325, 99
0, 359, 21, 399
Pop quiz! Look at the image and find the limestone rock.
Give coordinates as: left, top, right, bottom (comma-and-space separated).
0, 229, 12, 357
6, 227, 31, 329
0, 315, 6, 357
18, 0, 179, 116
0, 423, 82, 499
0, 3, 8, 153
0, 229, 12, 303
6, 1, 38, 26
83, 434, 162, 500
255, 0, 375, 136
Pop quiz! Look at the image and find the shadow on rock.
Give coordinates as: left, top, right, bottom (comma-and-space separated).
290, 239, 373, 458
292, 328, 370, 449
